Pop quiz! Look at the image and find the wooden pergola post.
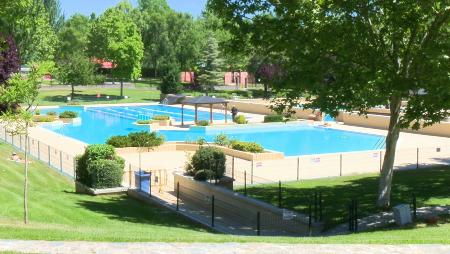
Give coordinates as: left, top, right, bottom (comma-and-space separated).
181, 104, 184, 126
209, 104, 213, 124
194, 104, 198, 124
224, 103, 228, 123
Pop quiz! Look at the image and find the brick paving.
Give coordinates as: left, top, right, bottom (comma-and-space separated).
1, 241, 450, 254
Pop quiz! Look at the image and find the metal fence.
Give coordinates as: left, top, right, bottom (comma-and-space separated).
0, 125, 76, 179
224, 146, 450, 187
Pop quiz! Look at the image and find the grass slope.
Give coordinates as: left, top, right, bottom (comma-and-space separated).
240, 168, 450, 229
0, 142, 449, 243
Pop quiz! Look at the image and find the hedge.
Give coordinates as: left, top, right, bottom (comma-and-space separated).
234, 115, 247, 124
152, 115, 170, 121
59, 111, 78, 119
88, 159, 124, 189
230, 140, 264, 153
106, 131, 165, 148
197, 120, 210, 126
264, 114, 284, 123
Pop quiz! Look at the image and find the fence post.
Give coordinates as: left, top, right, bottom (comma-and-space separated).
416, 148, 419, 169
348, 201, 354, 232
60, 151, 63, 172
73, 157, 77, 180
379, 151, 383, 172
314, 191, 318, 222
37, 141, 40, 160
176, 182, 180, 211
354, 199, 358, 232
251, 160, 254, 184
232, 156, 235, 180
149, 172, 152, 196
296, 157, 300, 181
256, 211, 261, 236
211, 195, 215, 227
278, 181, 282, 208
244, 171, 247, 196
308, 202, 312, 236
48, 146, 51, 165
128, 164, 132, 188
319, 192, 323, 222
339, 154, 343, 176
412, 194, 417, 220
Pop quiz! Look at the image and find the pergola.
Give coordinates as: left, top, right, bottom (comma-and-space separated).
181, 96, 229, 126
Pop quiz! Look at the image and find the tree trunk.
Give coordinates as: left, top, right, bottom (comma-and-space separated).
264, 83, 269, 98
120, 80, 124, 97
24, 129, 29, 224
71, 84, 75, 99
377, 96, 402, 207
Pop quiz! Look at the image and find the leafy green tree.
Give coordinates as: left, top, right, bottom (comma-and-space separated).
89, 0, 144, 97
197, 34, 224, 94
209, 1, 450, 207
0, 62, 50, 224
56, 54, 96, 98
159, 54, 181, 95
57, 14, 91, 60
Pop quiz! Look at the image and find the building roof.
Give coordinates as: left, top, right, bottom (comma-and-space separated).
182, 96, 228, 105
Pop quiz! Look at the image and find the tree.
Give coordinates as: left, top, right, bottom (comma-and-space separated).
56, 54, 95, 98
209, 1, 450, 207
197, 34, 224, 94
89, 0, 144, 97
0, 34, 21, 114
0, 62, 49, 224
159, 54, 181, 95
57, 14, 91, 60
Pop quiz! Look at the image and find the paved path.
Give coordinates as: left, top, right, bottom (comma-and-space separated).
1, 241, 450, 254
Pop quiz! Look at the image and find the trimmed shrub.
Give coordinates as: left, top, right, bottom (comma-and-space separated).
264, 114, 284, 123
197, 120, 210, 126
106, 135, 130, 148
46, 111, 57, 116
33, 116, 55, 122
35, 109, 41, 115
194, 169, 215, 181
76, 144, 124, 188
88, 159, 124, 189
214, 134, 229, 146
59, 110, 78, 119
136, 120, 151, 124
234, 115, 247, 124
152, 115, 170, 121
189, 147, 226, 181
230, 140, 264, 153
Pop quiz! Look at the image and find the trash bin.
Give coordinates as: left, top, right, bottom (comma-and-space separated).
135, 171, 151, 194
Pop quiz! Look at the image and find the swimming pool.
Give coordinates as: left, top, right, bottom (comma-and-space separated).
40, 105, 385, 156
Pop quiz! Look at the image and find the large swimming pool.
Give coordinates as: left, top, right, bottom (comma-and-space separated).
40, 105, 385, 156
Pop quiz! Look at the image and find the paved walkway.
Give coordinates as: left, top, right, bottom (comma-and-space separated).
1, 241, 450, 254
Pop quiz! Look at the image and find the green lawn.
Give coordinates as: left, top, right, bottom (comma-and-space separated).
0, 142, 449, 243
239, 168, 450, 229
38, 88, 161, 106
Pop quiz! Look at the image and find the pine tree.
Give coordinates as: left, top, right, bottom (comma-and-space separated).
197, 34, 223, 94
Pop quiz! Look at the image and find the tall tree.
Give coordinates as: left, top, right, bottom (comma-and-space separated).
209, 1, 450, 207
197, 33, 224, 93
0, 34, 21, 114
89, 0, 144, 97
56, 54, 95, 98
57, 14, 91, 60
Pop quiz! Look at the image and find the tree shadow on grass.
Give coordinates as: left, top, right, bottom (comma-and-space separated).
76, 194, 211, 232
242, 167, 450, 230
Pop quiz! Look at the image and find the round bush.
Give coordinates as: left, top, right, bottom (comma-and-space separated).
190, 147, 226, 180
197, 120, 210, 126
59, 110, 78, 119
193, 169, 214, 181
234, 115, 247, 124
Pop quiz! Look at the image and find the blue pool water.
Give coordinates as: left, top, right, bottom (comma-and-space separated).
40, 105, 385, 156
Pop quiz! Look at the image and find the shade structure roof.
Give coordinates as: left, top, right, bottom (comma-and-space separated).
182, 96, 228, 105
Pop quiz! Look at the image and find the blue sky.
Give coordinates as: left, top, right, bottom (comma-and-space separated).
60, 0, 207, 18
